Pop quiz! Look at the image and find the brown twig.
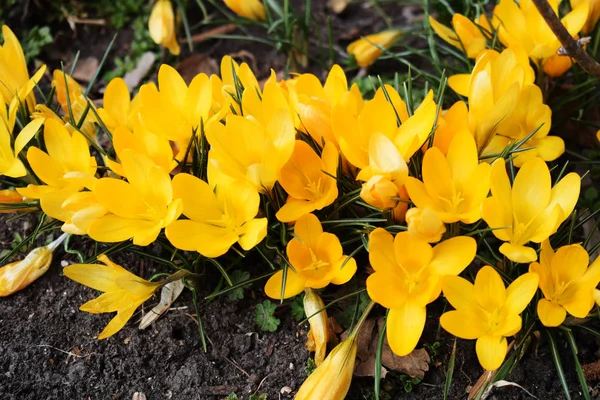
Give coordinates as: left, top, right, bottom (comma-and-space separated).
531, 0, 600, 78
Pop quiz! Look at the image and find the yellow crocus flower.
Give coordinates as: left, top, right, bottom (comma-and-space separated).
139, 64, 213, 146
223, 0, 266, 20
0, 233, 68, 297
530, 240, 600, 327
276, 141, 338, 223
97, 77, 141, 133
87, 150, 182, 246
482, 158, 580, 263
429, 100, 470, 155
0, 25, 46, 111
206, 83, 295, 193
572, 0, 600, 33
405, 207, 446, 243
493, 0, 589, 76
18, 119, 97, 222
51, 70, 97, 141
287, 64, 363, 147
449, 48, 561, 166
429, 14, 488, 58
0, 189, 36, 213
149, 0, 180, 56
441, 267, 539, 370
64, 254, 162, 339
165, 173, 267, 258
265, 213, 356, 300
304, 288, 329, 366
405, 131, 491, 224
0, 113, 45, 178
366, 229, 476, 356
346, 29, 403, 68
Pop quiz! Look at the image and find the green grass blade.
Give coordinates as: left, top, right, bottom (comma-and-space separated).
563, 328, 591, 400
374, 311, 388, 400
546, 330, 572, 400
444, 339, 457, 400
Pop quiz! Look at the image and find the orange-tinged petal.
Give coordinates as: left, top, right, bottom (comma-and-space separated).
331, 256, 357, 285
264, 269, 307, 300
476, 335, 507, 370
293, 213, 323, 249
387, 301, 426, 356
276, 198, 317, 223
475, 266, 506, 310
537, 298, 566, 327
422, 147, 453, 206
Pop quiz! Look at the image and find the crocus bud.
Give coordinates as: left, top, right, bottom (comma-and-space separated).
0, 232, 68, 296
346, 29, 403, 68
304, 288, 329, 366
223, 0, 266, 20
294, 334, 357, 400
149, 0, 180, 56
360, 175, 399, 211
405, 207, 446, 243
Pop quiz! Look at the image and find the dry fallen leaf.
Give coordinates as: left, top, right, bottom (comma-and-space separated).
123, 52, 156, 91
328, 0, 350, 14
139, 280, 185, 329
71, 57, 99, 82
176, 54, 218, 84
341, 318, 430, 379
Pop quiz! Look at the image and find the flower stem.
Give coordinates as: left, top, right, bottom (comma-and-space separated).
349, 300, 376, 339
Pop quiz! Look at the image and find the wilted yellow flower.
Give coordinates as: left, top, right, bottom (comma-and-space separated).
0, 189, 36, 213
429, 14, 489, 58
265, 213, 356, 299
530, 240, 600, 327
51, 70, 97, 141
276, 141, 338, 222
367, 229, 476, 356
405, 207, 446, 243
441, 267, 539, 370
165, 173, 267, 257
0, 233, 68, 296
149, 0, 180, 55
347, 29, 403, 67
406, 131, 491, 224
223, 0, 266, 20
64, 254, 162, 339
18, 119, 97, 222
482, 158, 580, 263
294, 333, 357, 400
572, 0, 600, 33
493, 0, 589, 76
304, 288, 329, 366
87, 150, 182, 246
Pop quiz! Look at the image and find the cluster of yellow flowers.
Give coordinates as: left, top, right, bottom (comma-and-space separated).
0, 0, 599, 395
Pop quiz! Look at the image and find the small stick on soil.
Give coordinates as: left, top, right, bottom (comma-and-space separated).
531, 0, 600, 78
224, 356, 251, 378
181, 24, 238, 44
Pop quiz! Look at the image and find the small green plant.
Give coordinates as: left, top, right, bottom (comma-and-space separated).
304, 357, 316, 376
20, 26, 53, 61
226, 270, 251, 301
398, 375, 422, 393
255, 300, 280, 332
224, 393, 239, 400
249, 394, 268, 400
290, 293, 305, 321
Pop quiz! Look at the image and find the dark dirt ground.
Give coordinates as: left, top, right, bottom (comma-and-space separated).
2, 1, 600, 399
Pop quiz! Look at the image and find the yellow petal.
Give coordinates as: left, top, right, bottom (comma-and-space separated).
368, 228, 398, 274
475, 266, 506, 310
499, 243, 538, 263
88, 214, 160, 244
93, 178, 147, 218
537, 298, 566, 327
512, 158, 551, 225
171, 173, 222, 221
476, 335, 507, 370
98, 306, 137, 339
276, 198, 317, 223
504, 271, 539, 314
387, 302, 427, 356
548, 172, 580, 227
331, 256, 357, 285
448, 74, 471, 97
442, 275, 478, 310
264, 269, 307, 300
294, 213, 324, 249
441, 310, 487, 339
366, 272, 407, 309
238, 218, 267, 251
13, 117, 44, 156
165, 220, 238, 257
429, 236, 476, 276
